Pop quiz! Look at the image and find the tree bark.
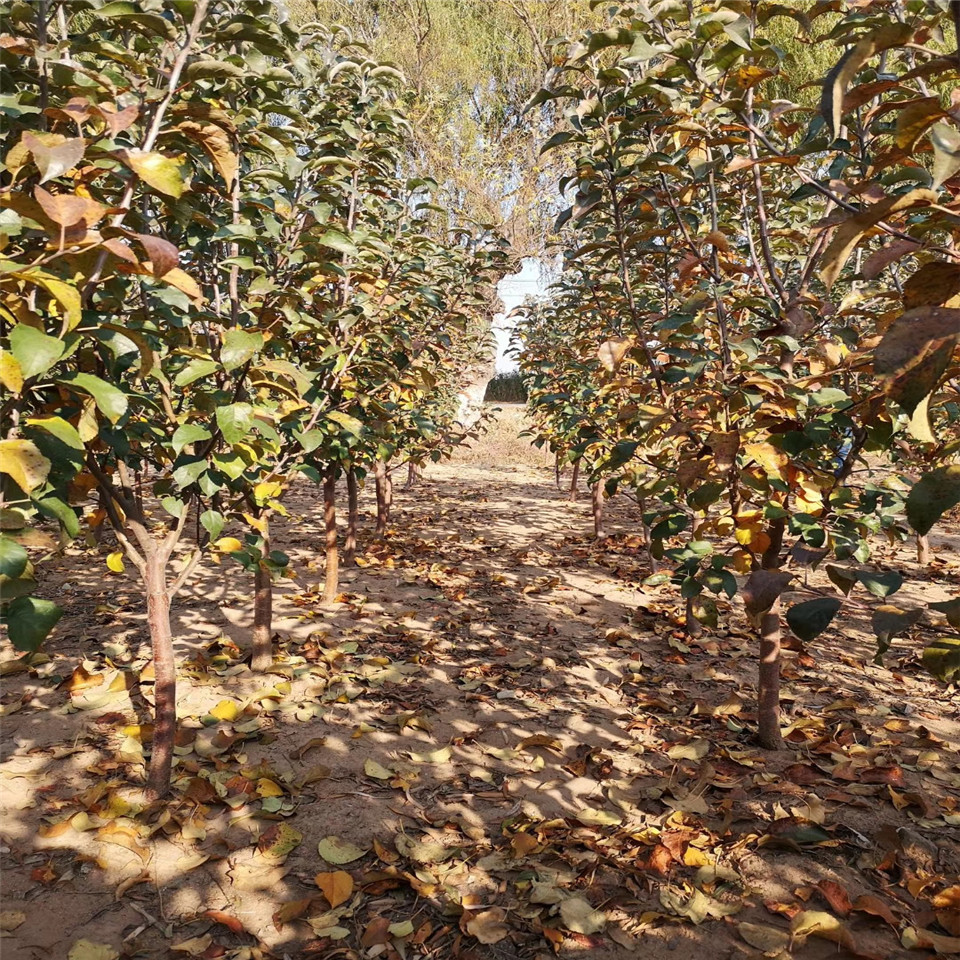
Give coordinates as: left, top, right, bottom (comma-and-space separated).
374, 460, 392, 538
405, 461, 420, 489
144, 551, 176, 798
345, 469, 359, 565
591, 481, 605, 539
757, 599, 783, 749
251, 517, 272, 672
569, 460, 580, 502
917, 533, 930, 566
323, 472, 339, 603
685, 595, 703, 638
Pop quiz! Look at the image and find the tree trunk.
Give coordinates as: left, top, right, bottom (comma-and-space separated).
374, 460, 392, 538
685, 595, 703, 638
757, 599, 783, 750
917, 533, 930, 566
323, 472, 339, 604
144, 551, 176, 798
405, 461, 420, 489
638, 496, 657, 572
569, 460, 580, 502
251, 518, 272, 672
591, 480, 605, 539
345, 469, 359, 565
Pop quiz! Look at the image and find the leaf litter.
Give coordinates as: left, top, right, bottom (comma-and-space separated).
1, 447, 958, 959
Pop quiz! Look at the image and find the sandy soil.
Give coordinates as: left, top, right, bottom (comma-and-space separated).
1, 408, 959, 960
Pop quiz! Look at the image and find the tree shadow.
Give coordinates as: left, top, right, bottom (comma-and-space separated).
1, 450, 955, 960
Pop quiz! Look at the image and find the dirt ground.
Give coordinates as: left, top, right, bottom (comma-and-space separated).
1, 406, 959, 960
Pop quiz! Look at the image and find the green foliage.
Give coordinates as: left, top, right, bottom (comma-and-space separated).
485, 372, 528, 403
515, 0, 960, 682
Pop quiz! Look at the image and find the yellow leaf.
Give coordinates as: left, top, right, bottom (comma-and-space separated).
314, 870, 354, 908
256, 778, 283, 797
0, 438, 51, 492
0, 353, 24, 394
743, 442, 788, 479
683, 846, 712, 867
162, 266, 203, 304
14, 271, 83, 329
214, 536, 243, 553
106, 551, 125, 574
119, 149, 188, 198
209, 699, 240, 721
254, 481, 283, 504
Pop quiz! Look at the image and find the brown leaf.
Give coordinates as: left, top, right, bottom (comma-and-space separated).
816, 880, 852, 917
598, 338, 632, 372
314, 870, 354, 908
463, 907, 510, 944
203, 909, 245, 934
134, 233, 178, 277
361, 917, 391, 948
852, 894, 899, 927
272, 897, 315, 931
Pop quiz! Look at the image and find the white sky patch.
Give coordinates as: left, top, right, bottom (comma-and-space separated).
492, 257, 546, 371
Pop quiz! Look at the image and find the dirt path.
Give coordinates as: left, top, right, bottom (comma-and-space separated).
1, 414, 959, 960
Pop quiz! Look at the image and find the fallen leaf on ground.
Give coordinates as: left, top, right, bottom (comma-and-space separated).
315, 870, 354, 908
560, 897, 606, 934
318, 836, 366, 864
464, 907, 510, 944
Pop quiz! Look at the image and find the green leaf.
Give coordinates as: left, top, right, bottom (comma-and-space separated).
172, 423, 211, 453
0, 535, 29, 579
9, 325, 66, 380
906, 466, 960, 536
185, 58, 247, 80
931, 122, 960, 188
172, 457, 206, 489
786, 597, 842, 641
216, 402, 255, 444
3, 596, 63, 651
855, 570, 903, 599
326, 411, 364, 437
35, 496, 80, 538
825, 564, 857, 596
220, 330, 263, 371
929, 598, 960, 630
316, 229, 357, 256
200, 510, 225, 540
921, 637, 960, 683
26, 416, 83, 451
58, 373, 127, 423
97, 1, 177, 37
174, 358, 219, 387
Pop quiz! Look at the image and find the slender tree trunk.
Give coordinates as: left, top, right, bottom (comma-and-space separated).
591, 481, 605, 539
374, 460, 392, 538
569, 461, 580, 502
685, 595, 703, 638
639, 495, 656, 573
405, 461, 420, 489
757, 599, 783, 749
917, 533, 930, 566
144, 551, 175, 798
251, 518, 272, 672
323, 473, 339, 604
345, 469, 359, 565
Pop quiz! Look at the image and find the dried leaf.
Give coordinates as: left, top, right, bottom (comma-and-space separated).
315, 870, 354, 908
